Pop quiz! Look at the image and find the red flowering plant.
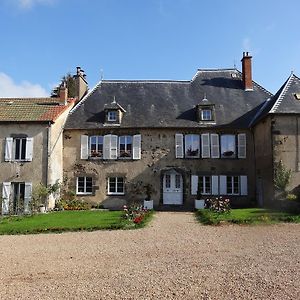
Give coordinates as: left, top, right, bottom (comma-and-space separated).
123, 204, 149, 225
205, 197, 231, 213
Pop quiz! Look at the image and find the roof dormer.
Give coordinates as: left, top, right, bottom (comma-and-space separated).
196, 95, 216, 124
104, 97, 126, 126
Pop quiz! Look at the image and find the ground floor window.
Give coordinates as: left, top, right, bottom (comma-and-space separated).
199, 176, 211, 194
226, 176, 239, 195
107, 177, 125, 195
76, 177, 93, 195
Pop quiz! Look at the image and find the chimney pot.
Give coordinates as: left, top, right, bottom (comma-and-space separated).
241, 52, 253, 91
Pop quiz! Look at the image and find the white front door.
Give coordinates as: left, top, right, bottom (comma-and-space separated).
163, 171, 183, 205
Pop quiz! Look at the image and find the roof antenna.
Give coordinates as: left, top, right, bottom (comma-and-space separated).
233, 59, 236, 69
112, 96, 116, 103
203, 93, 207, 101
100, 69, 104, 81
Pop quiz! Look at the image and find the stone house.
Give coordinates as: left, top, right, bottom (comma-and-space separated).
63, 52, 274, 209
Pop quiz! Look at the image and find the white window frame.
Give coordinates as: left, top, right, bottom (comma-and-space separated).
89, 136, 103, 158
108, 111, 117, 121
76, 177, 93, 195
13, 138, 27, 161
119, 136, 132, 159
199, 176, 212, 195
107, 177, 125, 195
221, 134, 236, 158
226, 176, 240, 195
201, 109, 212, 121
185, 134, 200, 158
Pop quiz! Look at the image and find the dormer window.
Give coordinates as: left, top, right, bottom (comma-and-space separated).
108, 111, 117, 121
201, 109, 212, 121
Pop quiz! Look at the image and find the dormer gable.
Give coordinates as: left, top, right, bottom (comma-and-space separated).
104, 97, 126, 126
196, 95, 216, 125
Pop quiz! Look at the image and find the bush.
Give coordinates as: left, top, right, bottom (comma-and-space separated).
56, 199, 91, 211
286, 193, 297, 201
205, 197, 230, 213
123, 204, 151, 226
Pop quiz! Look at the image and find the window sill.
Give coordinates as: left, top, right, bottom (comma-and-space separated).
76, 193, 93, 195
107, 193, 125, 196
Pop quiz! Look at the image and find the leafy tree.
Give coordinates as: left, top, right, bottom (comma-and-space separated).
274, 160, 292, 195
51, 73, 76, 98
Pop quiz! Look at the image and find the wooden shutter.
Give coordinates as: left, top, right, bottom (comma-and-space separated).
238, 133, 246, 158
5, 137, 13, 161
103, 135, 111, 160
175, 134, 184, 158
80, 135, 89, 159
219, 175, 227, 195
133, 134, 141, 160
201, 133, 210, 158
211, 175, 219, 195
25, 137, 33, 161
2, 182, 11, 215
110, 135, 118, 159
240, 176, 248, 195
24, 182, 32, 213
210, 134, 220, 158
191, 175, 198, 195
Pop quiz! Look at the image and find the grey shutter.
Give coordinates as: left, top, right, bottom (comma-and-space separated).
103, 135, 111, 160
211, 176, 219, 195
191, 175, 198, 195
5, 137, 13, 161
25, 137, 33, 161
238, 133, 246, 158
175, 134, 184, 158
2, 182, 11, 214
80, 135, 89, 159
219, 175, 227, 195
201, 133, 210, 158
240, 176, 248, 195
24, 182, 32, 213
110, 135, 118, 159
133, 134, 141, 160
210, 134, 220, 158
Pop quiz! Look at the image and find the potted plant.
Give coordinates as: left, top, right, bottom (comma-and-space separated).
195, 180, 205, 209
143, 183, 155, 210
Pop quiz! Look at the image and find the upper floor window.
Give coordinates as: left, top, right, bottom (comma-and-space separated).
221, 134, 236, 158
201, 109, 212, 121
5, 137, 33, 162
108, 111, 117, 121
185, 134, 200, 158
90, 136, 103, 158
119, 135, 132, 158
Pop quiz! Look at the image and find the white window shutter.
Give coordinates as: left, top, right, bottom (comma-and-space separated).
191, 175, 198, 195
110, 135, 118, 159
133, 134, 141, 160
238, 133, 246, 158
210, 134, 220, 158
25, 137, 33, 161
219, 175, 227, 195
80, 135, 89, 159
5, 137, 13, 162
2, 182, 11, 215
103, 135, 111, 160
240, 176, 248, 195
201, 133, 210, 158
24, 182, 32, 213
211, 176, 219, 195
175, 134, 184, 158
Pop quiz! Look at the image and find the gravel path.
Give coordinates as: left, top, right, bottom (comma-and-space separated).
0, 212, 299, 299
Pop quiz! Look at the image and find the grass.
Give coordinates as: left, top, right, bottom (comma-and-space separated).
0, 210, 153, 235
196, 208, 300, 225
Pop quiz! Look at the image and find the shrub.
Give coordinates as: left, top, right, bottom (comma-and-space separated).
205, 197, 230, 213
286, 193, 297, 201
56, 199, 91, 211
123, 204, 150, 225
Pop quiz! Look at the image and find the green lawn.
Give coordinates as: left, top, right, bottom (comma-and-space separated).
0, 210, 134, 235
196, 208, 300, 225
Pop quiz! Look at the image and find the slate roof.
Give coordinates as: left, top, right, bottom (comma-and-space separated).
0, 98, 74, 122
65, 69, 272, 129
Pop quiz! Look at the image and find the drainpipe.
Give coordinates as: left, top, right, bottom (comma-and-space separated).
46, 121, 52, 210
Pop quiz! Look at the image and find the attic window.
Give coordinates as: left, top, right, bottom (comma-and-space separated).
294, 93, 300, 100
108, 111, 117, 121
201, 109, 212, 121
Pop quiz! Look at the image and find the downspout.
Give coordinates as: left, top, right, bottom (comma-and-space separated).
250, 127, 257, 204
46, 121, 52, 210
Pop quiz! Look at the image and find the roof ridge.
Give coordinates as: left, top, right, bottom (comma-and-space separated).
269, 73, 294, 113
102, 80, 190, 83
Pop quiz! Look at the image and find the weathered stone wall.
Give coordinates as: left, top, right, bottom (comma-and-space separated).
63, 128, 256, 209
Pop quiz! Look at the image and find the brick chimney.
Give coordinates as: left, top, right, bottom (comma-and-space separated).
74, 66, 88, 102
241, 52, 253, 91
59, 83, 68, 105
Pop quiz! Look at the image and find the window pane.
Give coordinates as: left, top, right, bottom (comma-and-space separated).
233, 176, 239, 194
221, 135, 236, 158
227, 176, 233, 194
119, 136, 132, 158
15, 139, 20, 159
199, 176, 204, 194
185, 135, 199, 157
21, 139, 26, 160
205, 176, 211, 194
77, 177, 84, 192
109, 177, 116, 193
175, 174, 181, 188
202, 110, 212, 120
165, 175, 171, 188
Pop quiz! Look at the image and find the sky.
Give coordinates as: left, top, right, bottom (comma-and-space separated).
0, 0, 299, 97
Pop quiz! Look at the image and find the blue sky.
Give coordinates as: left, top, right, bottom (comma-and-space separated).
0, 0, 299, 97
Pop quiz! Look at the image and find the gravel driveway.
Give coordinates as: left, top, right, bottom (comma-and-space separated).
0, 212, 299, 300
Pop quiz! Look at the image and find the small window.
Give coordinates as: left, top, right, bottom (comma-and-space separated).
108, 111, 117, 121
14, 138, 27, 160
90, 136, 103, 158
199, 176, 211, 194
226, 176, 239, 195
201, 109, 212, 121
108, 177, 125, 195
221, 134, 236, 158
185, 134, 200, 158
119, 136, 132, 158
77, 177, 93, 195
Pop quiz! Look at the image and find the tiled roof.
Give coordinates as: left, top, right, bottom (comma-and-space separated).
66, 69, 271, 129
0, 97, 74, 122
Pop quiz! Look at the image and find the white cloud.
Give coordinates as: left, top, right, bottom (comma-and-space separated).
0, 72, 48, 97
16, 0, 56, 9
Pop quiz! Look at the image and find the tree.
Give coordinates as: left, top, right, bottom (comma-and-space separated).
274, 160, 292, 196
51, 73, 76, 98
